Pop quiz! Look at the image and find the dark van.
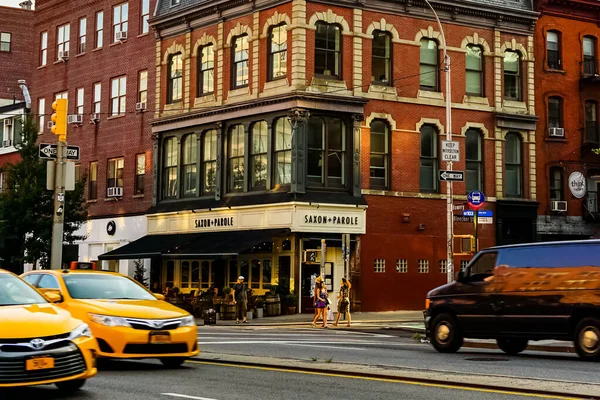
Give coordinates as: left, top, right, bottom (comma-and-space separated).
424, 240, 600, 360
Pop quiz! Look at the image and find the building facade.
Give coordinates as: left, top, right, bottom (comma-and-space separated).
32, 0, 157, 274
101, 0, 539, 311
534, 0, 600, 241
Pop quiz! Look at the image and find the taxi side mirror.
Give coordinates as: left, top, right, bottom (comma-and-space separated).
41, 289, 63, 303
154, 293, 165, 301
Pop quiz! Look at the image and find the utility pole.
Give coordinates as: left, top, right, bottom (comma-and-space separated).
50, 99, 68, 269
423, 0, 454, 283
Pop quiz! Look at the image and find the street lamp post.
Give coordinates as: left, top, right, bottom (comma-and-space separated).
422, 0, 454, 283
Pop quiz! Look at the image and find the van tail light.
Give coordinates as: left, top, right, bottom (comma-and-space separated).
425, 299, 431, 309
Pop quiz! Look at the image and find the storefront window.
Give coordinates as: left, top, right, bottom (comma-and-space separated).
181, 261, 190, 289
191, 261, 200, 288
182, 133, 198, 197
165, 261, 174, 289
229, 125, 245, 192
239, 260, 249, 284
251, 260, 261, 289
273, 118, 291, 186
263, 260, 272, 286
201, 261, 210, 289
228, 260, 238, 286
251, 121, 268, 190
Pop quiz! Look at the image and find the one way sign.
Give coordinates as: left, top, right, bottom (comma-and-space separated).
39, 143, 80, 161
438, 170, 464, 182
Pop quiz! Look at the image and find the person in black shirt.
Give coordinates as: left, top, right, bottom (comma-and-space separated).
232, 276, 248, 324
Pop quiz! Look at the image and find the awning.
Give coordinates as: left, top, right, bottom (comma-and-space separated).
98, 229, 288, 260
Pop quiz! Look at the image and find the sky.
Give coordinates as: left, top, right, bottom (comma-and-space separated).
0, 0, 33, 8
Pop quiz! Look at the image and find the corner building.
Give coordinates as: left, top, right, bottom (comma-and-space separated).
534, 0, 600, 241
32, 0, 157, 274
103, 0, 538, 311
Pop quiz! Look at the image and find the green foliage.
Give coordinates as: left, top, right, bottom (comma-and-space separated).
0, 116, 88, 271
593, 148, 600, 155
133, 259, 148, 287
254, 296, 265, 308
223, 286, 232, 295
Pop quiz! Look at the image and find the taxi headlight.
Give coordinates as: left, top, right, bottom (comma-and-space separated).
69, 323, 92, 340
179, 315, 195, 327
89, 313, 131, 327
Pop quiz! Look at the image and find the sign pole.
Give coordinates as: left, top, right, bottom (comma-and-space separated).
50, 140, 66, 269
474, 211, 479, 254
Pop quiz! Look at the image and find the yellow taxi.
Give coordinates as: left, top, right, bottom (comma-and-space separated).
21, 268, 199, 367
0, 269, 97, 391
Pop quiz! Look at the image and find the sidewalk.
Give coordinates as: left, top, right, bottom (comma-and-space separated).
195, 310, 424, 327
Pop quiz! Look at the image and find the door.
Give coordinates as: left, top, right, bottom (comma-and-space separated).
278, 256, 291, 295
212, 259, 227, 294
301, 263, 320, 314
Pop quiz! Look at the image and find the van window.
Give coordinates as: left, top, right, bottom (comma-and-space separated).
467, 252, 498, 282
497, 244, 600, 268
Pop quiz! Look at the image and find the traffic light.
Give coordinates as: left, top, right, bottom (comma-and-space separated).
51, 98, 68, 142
453, 234, 476, 256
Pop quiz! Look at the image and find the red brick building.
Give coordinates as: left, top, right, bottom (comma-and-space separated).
32, 0, 157, 273
534, 0, 600, 241
101, 0, 538, 312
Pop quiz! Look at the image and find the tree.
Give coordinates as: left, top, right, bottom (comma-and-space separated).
0, 116, 88, 272
133, 259, 148, 287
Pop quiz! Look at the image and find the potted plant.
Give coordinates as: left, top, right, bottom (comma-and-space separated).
287, 291, 297, 315
254, 297, 264, 318
223, 286, 232, 300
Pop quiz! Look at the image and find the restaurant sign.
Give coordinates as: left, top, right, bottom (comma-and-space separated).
194, 216, 236, 229
304, 215, 360, 226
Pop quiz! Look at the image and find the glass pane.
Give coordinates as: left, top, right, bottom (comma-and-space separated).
183, 134, 198, 164
251, 260, 260, 289
584, 37, 595, 56
420, 160, 434, 191
307, 150, 323, 184
230, 125, 245, 157
420, 39, 437, 64
275, 118, 291, 151
181, 261, 190, 288
275, 151, 291, 185
506, 166, 521, 197
465, 130, 481, 161
505, 134, 521, 164
370, 154, 385, 168
315, 23, 327, 50
466, 161, 480, 192
547, 32, 558, 50
191, 261, 199, 288
263, 260, 272, 285
307, 118, 324, 149
466, 46, 482, 70
372, 32, 390, 58
327, 118, 343, 150
240, 260, 249, 283
466, 71, 481, 95
228, 261, 238, 285
420, 64, 437, 88
252, 121, 268, 154
252, 155, 267, 189
504, 51, 519, 73
420, 126, 434, 157
201, 261, 210, 288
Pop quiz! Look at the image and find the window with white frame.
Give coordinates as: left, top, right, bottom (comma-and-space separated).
93, 83, 101, 115
76, 88, 84, 115
40, 32, 48, 66
110, 76, 126, 116
138, 70, 148, 104
167, 53, 183, 103
231, 259, 272, 290
95, 11, 104, 48
197, 44, 214, 96
141, 0, 150, 34
439, 260, 447, 274
113, 3, 129, 42
268, 24, 287, 81
418, 260, 430, 273
78, 17, 87, 54
232, 34, 249, 88
273, 117, 291, 186
107, 158, 124, 189
228, 125, 245, 192
55, 92, 68, 101
38, 98, 45, 133
396, 259, 408, 273
460, 260, 469, 271
0, 32, 11, 52
57, 24, 70, 58
251, 121, 268, 190
374, 259, 385, 273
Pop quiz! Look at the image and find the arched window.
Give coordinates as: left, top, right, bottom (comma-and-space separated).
251, 121, 268, 190
505, 133, 522, 198
466, 45, 483, 96
546, 30, 561, 70
504, 51, 521, 100
419, 124, 438, 192
583, 36, 597, 75
273, 118, 291, 186
201, 130, 217, 195
369, 120, 390, 190
197, 44, 214, 96
232, 34, 249, 88
268, 24, 287, 81
182, 133, 198, 197
465, 129, 483, 193
167, 52, 182, 103
420, 39, 438, 91
228, 125, 245, 192
549, 167, 564, 202
162, 137, 178, 199
315, 22, 341, 78
372, 31, 392, 85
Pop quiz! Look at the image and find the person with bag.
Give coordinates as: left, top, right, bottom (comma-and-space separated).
232, 276, 248, 324
311, 280, 329, 328
333, 278, 352, 327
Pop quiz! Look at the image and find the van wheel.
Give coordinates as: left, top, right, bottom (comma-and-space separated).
55, 379, 86, 392
497, 338, 528, 355
430, 313, 463, 353
574, 318, 600, 361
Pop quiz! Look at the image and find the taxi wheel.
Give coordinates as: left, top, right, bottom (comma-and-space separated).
55, 379, 86, 392
160, 357, 186, 368
497, 338, 528, 355
574, 317, 600, 361
430, 313, 463, 353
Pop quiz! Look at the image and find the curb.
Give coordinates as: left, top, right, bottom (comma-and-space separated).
196, 319, 424, 327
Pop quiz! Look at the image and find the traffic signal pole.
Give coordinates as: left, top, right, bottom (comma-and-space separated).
50, 99, 68, 270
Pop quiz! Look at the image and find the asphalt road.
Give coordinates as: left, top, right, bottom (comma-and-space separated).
196, 326, 600, 386
0, 359, 574, 400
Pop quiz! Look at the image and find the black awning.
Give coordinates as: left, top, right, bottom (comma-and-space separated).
98, 229, 288, 260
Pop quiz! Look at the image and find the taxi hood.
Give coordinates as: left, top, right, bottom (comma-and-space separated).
0, 304, 82, 339
75, 299, 189, 319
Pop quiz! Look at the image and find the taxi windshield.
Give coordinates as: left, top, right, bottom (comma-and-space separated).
0, 274, 47, 306
63, 274, 156, 300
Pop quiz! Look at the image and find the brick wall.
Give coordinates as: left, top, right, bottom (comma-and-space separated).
0, 6, 34, 102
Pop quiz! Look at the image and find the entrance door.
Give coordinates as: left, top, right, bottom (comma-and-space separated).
278, 256, 291, 295
212, 259, 227, 294
301, 263, 320, 313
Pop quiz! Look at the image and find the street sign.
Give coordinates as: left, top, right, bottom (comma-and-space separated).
453, 205, 465, 211
439, 170, 464, 182
454, 215, 473, 223
463, 210, 493, 217
39, 143, 80, 161
467, 190, 485, 209
441, 140, 460, 162
478, 217, 493, 224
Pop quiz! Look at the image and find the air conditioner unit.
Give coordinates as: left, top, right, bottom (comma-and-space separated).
58, 50, 69, 61
67, 114, 83, 124
549, 127, 565, 138
551, 201, 568, 212
4, 119, 12, 128
107, 187, 123, 197
91, 113, 100, 123
2, 140, 12, 148
116, 31, 128, 41
47, 121, 54, 129
135, 102, 146, 112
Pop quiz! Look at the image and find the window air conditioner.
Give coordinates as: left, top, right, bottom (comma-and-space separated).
116, 31, 128, 41
549, 127, 565, 138
2, 140, 12, 148
58, 51, 69, 61
107, 187, 123, 197
4, 119, 12, 128
135, 102, 147, 112
551, 201, 568, 212
67, 114, 83, 124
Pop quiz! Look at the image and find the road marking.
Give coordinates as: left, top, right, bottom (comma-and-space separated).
162, 394, 219, 400
186, 360, 580, 400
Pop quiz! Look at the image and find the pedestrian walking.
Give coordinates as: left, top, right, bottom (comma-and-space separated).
311, 280, 329, 328
333, 278, 352, 327
232, 276, 248, 324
